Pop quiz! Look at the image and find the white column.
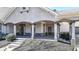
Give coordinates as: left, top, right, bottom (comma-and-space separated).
57, 23, 60, 39
24, 24, 26, 35
1, 24, 5, 34
70, 21, 76, 49
14, 24, 16, 35
69, 23, 72, 39
31, 24, 35, 39
2, 24, 4, 33
54, 22, 58, 40
45, 24, 46, 33
3, 25, 6, 34
41, 22, 45, 36
41, 22, 44, 33
71, 22, 75, 40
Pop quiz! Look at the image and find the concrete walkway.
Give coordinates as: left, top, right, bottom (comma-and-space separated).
76, 45, 79, 51
75, 36, 79, 51
0, 39, 26, 51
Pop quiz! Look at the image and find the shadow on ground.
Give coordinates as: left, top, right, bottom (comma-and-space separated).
14, 40, 73, 51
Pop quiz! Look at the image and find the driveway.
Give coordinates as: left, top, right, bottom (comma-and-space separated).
14, 39, 73, 51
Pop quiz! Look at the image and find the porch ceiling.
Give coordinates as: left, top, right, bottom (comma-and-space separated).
58, 18, 71, 22
4, 21, 32, 24
34, 20, 55, 24
59, 9, 79, 20
15, 22, 32, 24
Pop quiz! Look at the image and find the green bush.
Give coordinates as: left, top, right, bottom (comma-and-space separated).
5, 34, 16, 42
0, 34, 6, 41
45, 32, 53, 36
60, 32, 70, 41
45, 32, 48, 36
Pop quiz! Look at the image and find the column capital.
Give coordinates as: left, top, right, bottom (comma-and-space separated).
41, 22, 46, 24
32, 23, 36, 25
14, 24, 16, 25
69, 20, 76, 25
3, 24, 6, 26
54, 21, 60, 23
54, 22, 60, 26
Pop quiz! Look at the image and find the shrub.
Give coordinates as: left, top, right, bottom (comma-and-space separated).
5, 34, 16, 42
60, 32, 70, 41
48, 32, 52, 35
0, 33, 6, 41
45, 32, 53, 36
45, 32, 48, 36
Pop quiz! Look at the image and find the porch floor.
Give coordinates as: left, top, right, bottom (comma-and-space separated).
16, 35, 54, 40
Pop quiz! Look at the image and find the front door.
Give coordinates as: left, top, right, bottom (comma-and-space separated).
19, 24, 25, 35
48, 26, 52, 35
48, 26, 52, 32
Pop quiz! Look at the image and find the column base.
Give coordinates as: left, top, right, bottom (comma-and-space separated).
31, 38, 34, 39
71, 39, 76, 50
54, 38, 58, 41
71, 39, 76, 45
31, 36, 34, 39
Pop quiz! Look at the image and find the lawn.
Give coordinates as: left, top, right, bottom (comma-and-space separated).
14, 40, 73, 51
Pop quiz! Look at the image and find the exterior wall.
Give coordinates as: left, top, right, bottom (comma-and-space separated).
5, 7, 56, 24
35, 23, 41, 33
35, 23, 54, 33
16, 25, 20, 33
25, 24, 31, 33
60, 22, 69, 32
46, 24, 54, 32
16, 24, 32, 34
75, 22, 79, 34
6, 24, 14, 33
59, 22, 79, 33
75, 22, 79, 27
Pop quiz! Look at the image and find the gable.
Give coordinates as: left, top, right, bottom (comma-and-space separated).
4, 7, 56, 24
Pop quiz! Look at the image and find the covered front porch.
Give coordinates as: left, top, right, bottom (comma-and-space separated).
3, 20, 60, 40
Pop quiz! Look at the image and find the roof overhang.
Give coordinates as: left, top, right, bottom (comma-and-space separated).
59, 8, 79, 19
40, 7, 58, 15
